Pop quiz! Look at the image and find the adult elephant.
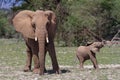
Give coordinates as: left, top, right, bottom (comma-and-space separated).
12, 10, 60, 75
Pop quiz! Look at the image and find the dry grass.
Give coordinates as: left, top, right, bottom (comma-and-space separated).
0, 39, 120, 80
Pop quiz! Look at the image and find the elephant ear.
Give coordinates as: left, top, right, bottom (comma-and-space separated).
89, 42, 100, 53
12, 10, 35, 39
90, 47, 99, 53
45, 10, 56, 25
45, 10, 56, 39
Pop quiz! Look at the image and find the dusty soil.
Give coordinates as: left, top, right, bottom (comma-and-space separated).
0, 64, 120, 80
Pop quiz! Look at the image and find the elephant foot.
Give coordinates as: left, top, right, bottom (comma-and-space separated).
44, 68, 47, 73
94, 67, 99, 70
39, 71, 44, 75
54, 69, 61, 74
33, 68, 40, 74
56, 70, 61, 74
94, 65, 99, 70
23, 66, 31, 72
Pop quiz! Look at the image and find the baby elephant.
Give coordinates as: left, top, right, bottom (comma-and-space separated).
76, 42, 104, 69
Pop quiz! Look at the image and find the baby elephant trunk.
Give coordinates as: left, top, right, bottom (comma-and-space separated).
89, 42, 104, 53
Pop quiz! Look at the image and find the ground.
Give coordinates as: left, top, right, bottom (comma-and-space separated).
0, 39, 120, 80
0, 65, 120, 80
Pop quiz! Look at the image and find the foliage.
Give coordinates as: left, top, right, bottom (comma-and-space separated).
0, 0, 120, 46
58, 0, 120, 46
0, 11, 15, 38
12, 0, 59, 11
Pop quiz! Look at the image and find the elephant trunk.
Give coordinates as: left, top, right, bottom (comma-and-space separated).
35, 27, 49, 75
38, 32, 46, 75
39, 40, 45, 75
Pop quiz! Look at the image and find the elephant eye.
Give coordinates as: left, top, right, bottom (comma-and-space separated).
32, 23, 36, 31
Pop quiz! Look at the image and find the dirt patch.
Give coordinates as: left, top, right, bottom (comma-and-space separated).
60, 64, 120, 69
0, 64, 120, 80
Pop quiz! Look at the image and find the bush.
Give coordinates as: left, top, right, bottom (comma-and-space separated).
0, 11, 15, 38
10, 0, 120, 46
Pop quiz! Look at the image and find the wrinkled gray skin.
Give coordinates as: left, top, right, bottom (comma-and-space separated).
76, 42, 104, 69
12, 10, 60, 75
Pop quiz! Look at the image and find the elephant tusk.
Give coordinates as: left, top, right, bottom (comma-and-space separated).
46, 37, 49, 43
35, 37, 38, 41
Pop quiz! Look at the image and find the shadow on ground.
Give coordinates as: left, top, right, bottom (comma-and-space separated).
46, 69, 71, 74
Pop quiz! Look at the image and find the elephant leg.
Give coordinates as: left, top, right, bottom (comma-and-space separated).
48, 42, 61, 74
44, 47, 48, 73
92, 57, 98, 69
38, 45, 47, 73
32, 42, 47, 74
89, 53, 98, 69
77, 56, 84, 69
24, 45, 32, 72
31, 42, 40, 74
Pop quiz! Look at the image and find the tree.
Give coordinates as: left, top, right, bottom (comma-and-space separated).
10, 0, 120, 46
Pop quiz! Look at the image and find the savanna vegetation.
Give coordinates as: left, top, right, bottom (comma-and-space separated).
0, 1, 120, 79
0, 39, 120, 66
0, 39, 120, 80
0, 0, 120, 46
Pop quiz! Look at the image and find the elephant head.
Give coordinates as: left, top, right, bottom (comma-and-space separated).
32, 10, 56, 42
88, 42, 104, 53
12, 10, 57, 75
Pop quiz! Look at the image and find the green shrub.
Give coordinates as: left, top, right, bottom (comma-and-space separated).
0, 11, 15, 38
